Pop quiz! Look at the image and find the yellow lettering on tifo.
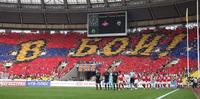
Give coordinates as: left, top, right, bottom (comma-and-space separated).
16, 40, 45, 62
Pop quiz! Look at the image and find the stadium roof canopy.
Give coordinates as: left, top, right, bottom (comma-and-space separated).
0, 0, 197, 30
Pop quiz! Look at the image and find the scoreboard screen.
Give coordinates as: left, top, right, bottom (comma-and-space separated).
87, 11, 127, 37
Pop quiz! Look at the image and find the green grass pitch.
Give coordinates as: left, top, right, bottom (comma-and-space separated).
0, 87, 197, 99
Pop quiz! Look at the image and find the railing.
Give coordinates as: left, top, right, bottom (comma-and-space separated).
0, 0, 191, 9
0, 16, 196, 30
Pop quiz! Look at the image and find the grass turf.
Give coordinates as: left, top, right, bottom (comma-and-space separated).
0, 87, 197, 99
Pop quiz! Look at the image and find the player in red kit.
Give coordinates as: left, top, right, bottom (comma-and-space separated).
177, 76, 182, 88
134, 73, 139, 90
159, 75, 163, 88
155, 76, 159, 88
156, 75, 162, 88
142, 74, 147, 88
118, 71, 125, 90
162, 76, 167, 88
167, 75, 171, 88
146, 75, 151, 88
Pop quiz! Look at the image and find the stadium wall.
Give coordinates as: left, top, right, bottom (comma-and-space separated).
0, 79, 178, 88
0, 79, 95, 87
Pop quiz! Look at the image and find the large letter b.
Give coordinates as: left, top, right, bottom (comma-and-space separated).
16, 40, 45, 62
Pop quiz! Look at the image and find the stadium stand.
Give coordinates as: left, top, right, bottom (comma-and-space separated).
0, 27, 198, 80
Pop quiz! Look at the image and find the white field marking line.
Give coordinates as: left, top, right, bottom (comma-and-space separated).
156, 89, 179, 99
192, 89, 200, 99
